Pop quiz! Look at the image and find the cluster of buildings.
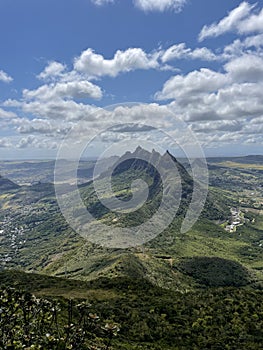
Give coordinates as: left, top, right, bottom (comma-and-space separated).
0, 215, 26, 267
225, 207, 243, 233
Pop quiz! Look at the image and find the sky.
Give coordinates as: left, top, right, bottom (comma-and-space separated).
0, 0, 263, 159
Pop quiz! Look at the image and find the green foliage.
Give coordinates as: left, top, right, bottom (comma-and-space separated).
177, 256, 252, 287
0, 287, 119, 349
1, 272, 263, 349
92, 283, 263, 349
1, 153, 263, 349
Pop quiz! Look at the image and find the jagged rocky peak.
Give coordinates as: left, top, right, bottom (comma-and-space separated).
132, 145, 152, 158
127, 146, 175, 160
162, 150, 178, 163
117, 146, 181, 167
111, 146, 187, 176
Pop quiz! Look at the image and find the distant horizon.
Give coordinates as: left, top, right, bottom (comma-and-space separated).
1, 153, 263, 162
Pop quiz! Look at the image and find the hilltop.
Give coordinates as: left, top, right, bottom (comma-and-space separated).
0, 174, 20, 192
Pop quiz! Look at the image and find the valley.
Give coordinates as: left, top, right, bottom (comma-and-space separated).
0, 151, 263, 349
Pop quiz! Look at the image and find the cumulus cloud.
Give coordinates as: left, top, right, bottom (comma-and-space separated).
156, 50, 263, 127
0, 138, 12, 148
35, 44, 219, 94
191, 120, 243, 133
0, 108, 17, 119
21, 99, 98, 122
155, 68, 229, 101
91, 0, 114, 5
2, 99, 22, 108
14, 118, 71, 136
198, 2, 257, 41
23, 80, 103, 101
90, 0, 188, 12
240, 6, 263, 34
221, 33, 263, 60
134, 0, 187, 12
15, 135, 58, 150
161, 43, 217, 62
183, 125, 257, 150
111, 124, 155, 133
15, 102, 173, 141
167, 78, 263, 121
3, 33, 262, 153
0, 70, 13, 83
17, 135, 37, 149
74, 48, 159, 78
244, 33, 263, 48
224, 54, 263, 82
37, 61, 66, 81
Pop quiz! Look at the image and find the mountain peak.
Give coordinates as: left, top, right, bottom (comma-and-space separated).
135, 145, 143, 152
130, 146, 153, 160
163, 149, 178, 163
0, 174, 20, 192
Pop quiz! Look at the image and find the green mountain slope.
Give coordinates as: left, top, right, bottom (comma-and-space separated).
0, 174, 20, 191
1, 269, 263, 349
0, 150, 262, 291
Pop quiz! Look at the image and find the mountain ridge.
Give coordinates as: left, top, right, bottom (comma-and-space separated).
0, 174, 20, 191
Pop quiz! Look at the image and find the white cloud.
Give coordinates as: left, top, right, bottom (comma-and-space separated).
15, 135, 58, 150
221, 34, 263, 60
74, 48, 159, 78
222, 39, 247, 59
0, 70, 13, 83
189, 119, 263, 149
224, 54, 263, 82
244, 33, 263, 48
156, 50, 263, 126
21, 99, 98, 122
23, 80, 103, 101
242, 122, 263, 135
17, 135, 37, 149
191, 120, 243, 133
38, 61, 66, 81
0, 108, 17, 119
0, 138, 12, 148
91, 0, 114, 6
90, 0, 188, 12
198, 2, 256, 41
15, 102, 173, 141
155, 68, 229, 101
161, 43, 217, 62
251, 116, 263, 124
189, 47, 218, 61
3, 35, 263, 153
107, 103, 173, 128
2, 99, 22, 108
239, 7, 263, 34
15, 118, 71, 136
171, 78, 263, 122
134, 0, 187, 12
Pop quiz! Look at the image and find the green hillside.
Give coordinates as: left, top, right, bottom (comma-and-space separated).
0, 174, 20, 191
1, 152, 263, 348
1, 270, 263, 349
0, 150, 262, 291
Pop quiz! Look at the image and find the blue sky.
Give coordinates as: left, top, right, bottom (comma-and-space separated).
0, 0, 263, 158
